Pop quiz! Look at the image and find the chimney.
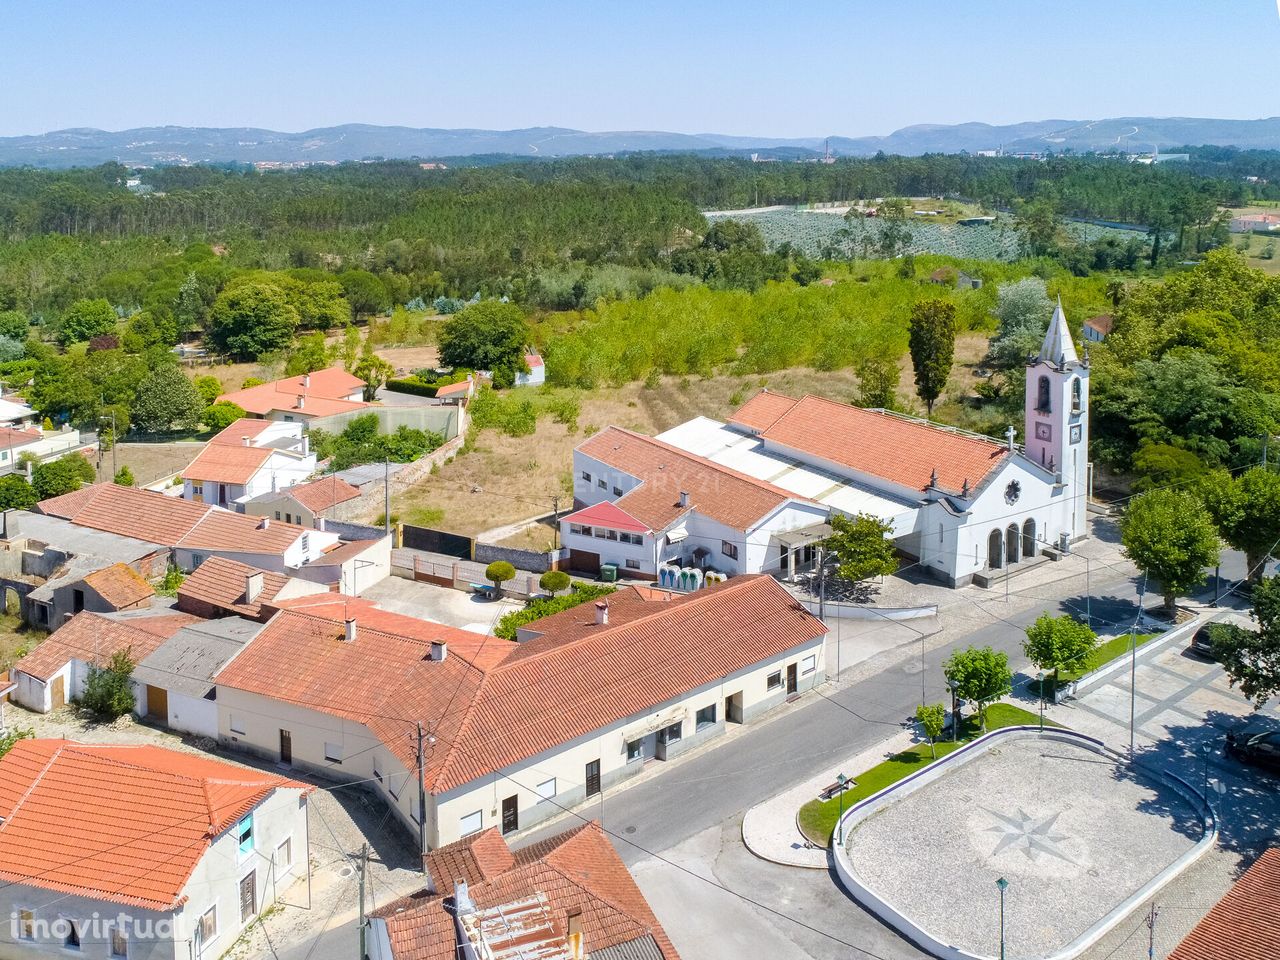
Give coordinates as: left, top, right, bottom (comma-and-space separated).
594, 601, 608, 626
302, 373, 310, 389
454, 880, 476, 916
241, 435, 251, 447
431, 641, 447, 661
678, 491, 689, 508
259, 517, 270, 530
301, 434, 309, 456
344, 617, 357, 642
245, 572, 264, 603
316, 517, 326, 532
296, 396, 305, 410
568, 912, 584, 960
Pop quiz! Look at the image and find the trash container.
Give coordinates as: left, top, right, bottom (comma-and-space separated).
600, 563, 618, 582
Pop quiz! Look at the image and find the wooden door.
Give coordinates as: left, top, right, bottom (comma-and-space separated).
786, 663, 798, 695
50, 674, 65, 710
145, 685, 168, 721
585, 759, 601, 797
501, 795, 518, 834
279, 729, 292, 766
239, 871, 256, 923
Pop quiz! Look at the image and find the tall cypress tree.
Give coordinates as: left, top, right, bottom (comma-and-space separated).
908, 298, 956, 417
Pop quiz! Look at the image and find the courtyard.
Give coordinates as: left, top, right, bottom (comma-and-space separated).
840, 733, 1209, 960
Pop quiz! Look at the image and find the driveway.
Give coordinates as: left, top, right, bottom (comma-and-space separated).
361, 575, 522, 634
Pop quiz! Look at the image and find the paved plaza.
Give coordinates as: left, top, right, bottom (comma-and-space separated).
842, 737, 1207, 960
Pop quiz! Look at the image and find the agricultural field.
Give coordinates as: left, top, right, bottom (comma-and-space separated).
705, 208, 1145, 261
1231, 229, 1280, 275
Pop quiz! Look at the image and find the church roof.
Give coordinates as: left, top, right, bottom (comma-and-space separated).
1038, 298, 1079, 367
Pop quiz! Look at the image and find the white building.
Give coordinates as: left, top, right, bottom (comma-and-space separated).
515, 353, 546, 387
0, 740, 310, 960
565, 301, 1090, 588
214, 576, 827, 849
182, 418, 316, 511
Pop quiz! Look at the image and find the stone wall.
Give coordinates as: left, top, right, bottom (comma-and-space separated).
473, 543, 566, 574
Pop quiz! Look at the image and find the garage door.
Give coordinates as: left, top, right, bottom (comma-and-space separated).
146, 685, 168, 721
568, 550, 601, 576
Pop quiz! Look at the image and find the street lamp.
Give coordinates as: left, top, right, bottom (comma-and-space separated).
1200, 741, 1213, 797
995, 877, 1009, 960
948, 678, 961, 742
1037, 671, 1045, 732
835, 773, 851, 846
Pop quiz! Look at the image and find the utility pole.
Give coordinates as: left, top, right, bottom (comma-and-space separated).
358, 842, 369, 960
416, 722, 428, 871
383, 458, 391, 536
1145, 903, 1159, 960
552, 496, 561, 550
1129, 577, 1148, 759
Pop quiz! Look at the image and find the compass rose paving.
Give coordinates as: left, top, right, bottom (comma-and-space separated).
842, 736, 1204, 959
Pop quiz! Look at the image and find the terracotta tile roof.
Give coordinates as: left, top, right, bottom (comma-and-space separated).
525, 353, 544, 368
579, 427, 803, 532
511, 586, 667, 645
748, 393, 1008, 495
183, 442, 273, 484
425, 827, 516, 891
38, 484, 311, 558
728, 390, 799, 432
1085, 314, 1115, 335
375, 822, 679, 960
176, 556, 290, 619
283, 475, 362, 514
14, 611, 197, 681
0, 739, 308, 910
209, 418, 275, 445
217, 366, 367, 417
308, 537, 382, 568
82, 562, 155, 609
0, 426, 42, 451
562, 500, 652, 534
1169, 848, 1280, 960
217, 575, 824, 796
434, 380, 472, 398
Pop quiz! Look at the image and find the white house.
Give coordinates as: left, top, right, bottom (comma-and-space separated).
515, 353, 546, 387
216, 366, 370, 423
571, 301, 1091, 588
214, 575, 827, 849
0, 740, 310, 960
182, 418, 316, 511
0, 425, 96, 475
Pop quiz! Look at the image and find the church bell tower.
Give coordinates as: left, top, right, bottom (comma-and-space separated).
1025, 298, 1090, 540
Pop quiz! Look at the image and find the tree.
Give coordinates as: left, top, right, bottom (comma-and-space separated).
32, 455, 94, 500
486, 561, 516, 595
1199, 468, 1280, 584
338, 270, 391, 322
1120, 489, 1221, 619
943, 646, 1012, 731
113, 465, 134, 486
58, 298, 117, 347
915, 703, 946, 759
353, 351, 396, 402
854, 354, 900, 409
0, 474, 37, 510
822, 513, 898, 591
439, 301, 530, 382
81, 648, 136, 719
907, 299, 956, 416
174, 271, 206, 335
207, 281, 299, 360
132, 365, 205, 434
540, 570, 571, 595
0, 725, 33, 760
193, 375, 223, 407
285, 332, 333, 376
202, 401, 247, 432
1021, 612, 1098, 692
1214, 575, 1280, 708
988, 278, 1054, 371
0, 309, 29, 341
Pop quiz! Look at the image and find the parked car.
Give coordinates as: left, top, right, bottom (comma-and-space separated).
1226, 727, 1280, 773
1188, 623, 1221, 660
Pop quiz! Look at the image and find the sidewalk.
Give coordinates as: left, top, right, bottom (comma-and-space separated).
741, 727, 919, 868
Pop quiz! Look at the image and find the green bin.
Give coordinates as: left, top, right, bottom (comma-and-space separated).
600, 563, 618, 582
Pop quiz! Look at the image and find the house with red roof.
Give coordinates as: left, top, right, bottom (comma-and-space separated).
243, 473, 362, 528
515, 352, 546, 388
181, 418, 316, 511
214, 575, 826, 848
366, 821, 679, 960
576, 302, 1091, 588
0, 740, 311, 958
217, 365, 370, 423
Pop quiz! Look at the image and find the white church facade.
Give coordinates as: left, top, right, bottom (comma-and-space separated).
560, 302, 1090, 588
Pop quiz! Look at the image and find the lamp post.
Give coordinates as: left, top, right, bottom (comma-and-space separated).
1200, 741, 1213, 797
1037, 671, 1045, 731
949, 678, 961, 742
995, 877, 1009, 960
835, 773, 850, 846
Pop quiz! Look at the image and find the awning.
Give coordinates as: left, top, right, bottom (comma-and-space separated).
666, 525, 689, 544
773, 522, 832, 549
624, 707, 688, 740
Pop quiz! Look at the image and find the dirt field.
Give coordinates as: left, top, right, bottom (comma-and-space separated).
186, 343, 439, 393
1232, 230, 1280, 275
99, 442, 201, 487
385, 332, 991, 537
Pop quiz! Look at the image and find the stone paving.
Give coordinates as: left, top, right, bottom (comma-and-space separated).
842, 738, 1205, 960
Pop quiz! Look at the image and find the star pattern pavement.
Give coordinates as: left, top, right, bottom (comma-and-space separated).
983, 807, 1076, 864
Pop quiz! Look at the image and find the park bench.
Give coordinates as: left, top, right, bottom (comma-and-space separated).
469, 582, 494, 598
818, 776, 854, 801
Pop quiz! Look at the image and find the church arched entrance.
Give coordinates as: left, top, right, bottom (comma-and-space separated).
987, 529, 1004, 569
1022, 519, 1036, 559
1006, 524, 1021, 564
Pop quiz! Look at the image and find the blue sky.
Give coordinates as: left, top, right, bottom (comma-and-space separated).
3, 1, 1277, 137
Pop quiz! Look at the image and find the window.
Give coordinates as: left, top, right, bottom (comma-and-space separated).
109, 923, 129, 957
324, 741, 343, 763
581, 471, 592, 483
536, 777, 557, 800
626, 738, 644, 763
195, 906, 217, 952
570, 524, 592, 537
191, 480, 203, 495
460, 809, 483, 836
612, 485, 623, 496
721, 540, 739, 561
801, 654, 817, 676
18, 909, 33, 940
72, 589, 85, 613
696, 704, 716, 730
191, 553, 206, 568
236, 815, 254, 856
625, 559, 640, 570
300, 532, 310, 551
767, 671, 782, 691
594, 528, 606, 539
659, 721, 682, 744
605, 529, 618, 541
238, 871, 256, 924
619, 532, 642, 545
229, 715, 245, 735
275, 511, 281, 520
276, 836, 292, 868
597, 478, 607, 490
64, 918, 81, 950
1036, 375, 1051, 412
1071, 377, 1083, 413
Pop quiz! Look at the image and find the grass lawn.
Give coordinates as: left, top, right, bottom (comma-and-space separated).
796, 703, 1050, 847
1028, 631, 1159, 697
0, 610, 46, 671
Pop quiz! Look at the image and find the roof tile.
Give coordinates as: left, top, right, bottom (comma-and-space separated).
1169, 848, 1280, 960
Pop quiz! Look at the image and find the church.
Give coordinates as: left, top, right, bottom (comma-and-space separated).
560, 302, 1090, 588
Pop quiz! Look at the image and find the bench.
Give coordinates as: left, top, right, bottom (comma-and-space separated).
469, 582, 494, 598
818, 776, 855, 801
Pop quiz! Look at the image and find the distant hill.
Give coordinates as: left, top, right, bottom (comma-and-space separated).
5, 117, 1280, 167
